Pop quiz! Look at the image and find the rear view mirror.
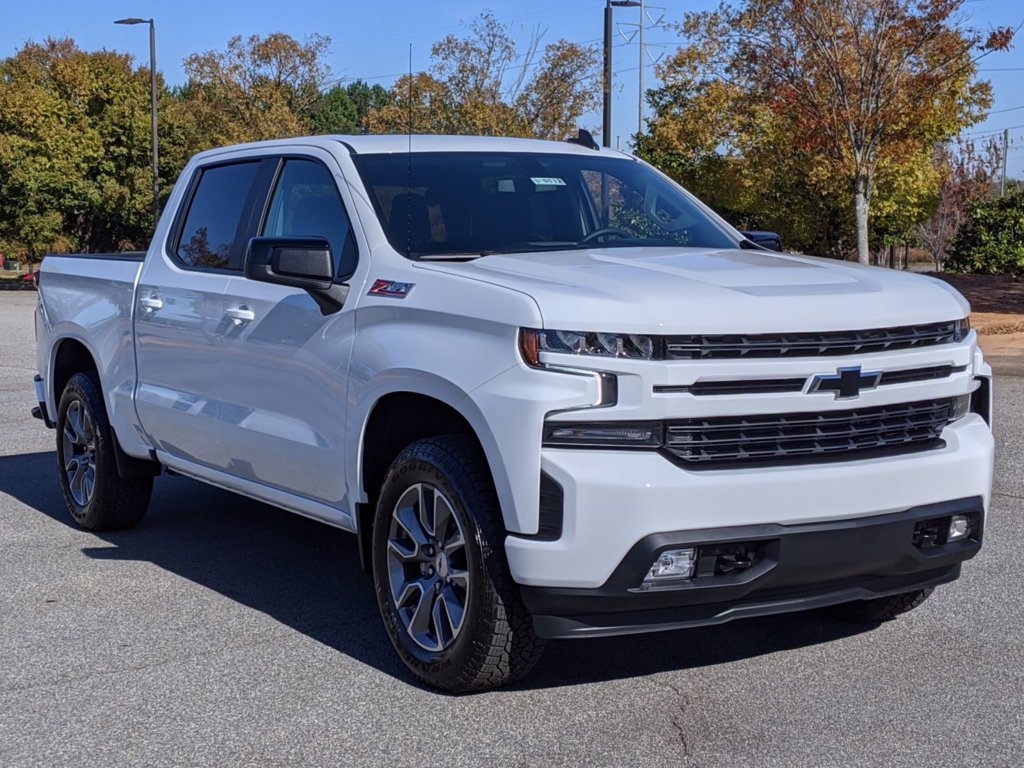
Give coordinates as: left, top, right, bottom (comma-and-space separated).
244, 236, 347, 314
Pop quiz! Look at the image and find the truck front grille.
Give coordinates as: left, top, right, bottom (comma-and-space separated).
664, 320, 966, 360
663, 397, 960, 467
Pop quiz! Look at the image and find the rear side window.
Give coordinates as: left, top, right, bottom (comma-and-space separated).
175, 161, 261, 269
262, 159, 358, 280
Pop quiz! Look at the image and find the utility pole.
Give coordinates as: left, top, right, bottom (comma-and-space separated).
1001, 129, 1009, 198
603, 1, 640, 148
638, 0, 645, 139
603, 3, 613, 148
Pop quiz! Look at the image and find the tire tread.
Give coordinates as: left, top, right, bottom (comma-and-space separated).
374, 435, 544, 692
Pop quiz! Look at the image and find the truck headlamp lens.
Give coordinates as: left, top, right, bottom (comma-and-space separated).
543, 421, 663, 448
954, 317, 971, 342
519, 329, 657, 364
951, 393, 971, 421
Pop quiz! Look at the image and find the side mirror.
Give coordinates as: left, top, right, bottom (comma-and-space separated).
740, 231, 783, 252
244, 237, 348, 314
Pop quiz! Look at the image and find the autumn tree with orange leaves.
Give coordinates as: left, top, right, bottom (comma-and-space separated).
369, 11, 600, 140
641, 0, 1013, 262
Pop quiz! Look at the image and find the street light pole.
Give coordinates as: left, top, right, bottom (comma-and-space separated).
115, 18, 160, 227
603, 1, 640, 149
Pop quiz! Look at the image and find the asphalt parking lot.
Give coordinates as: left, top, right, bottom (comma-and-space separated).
1, 291, 1022, 768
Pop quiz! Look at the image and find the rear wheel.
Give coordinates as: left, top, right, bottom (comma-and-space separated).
820, 588, 934, 623
56, 371, 152, 531
372, 435, 545, 692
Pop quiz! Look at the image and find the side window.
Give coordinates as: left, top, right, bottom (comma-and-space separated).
175, 161, 261, 270
262, 159, 357, 280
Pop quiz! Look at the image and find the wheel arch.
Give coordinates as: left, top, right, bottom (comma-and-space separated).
353, 380, 517, 573
50, 336, 99, 412
49, 336, 159, 480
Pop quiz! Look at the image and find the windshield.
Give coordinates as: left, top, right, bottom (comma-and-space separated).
351, 151, 740, 258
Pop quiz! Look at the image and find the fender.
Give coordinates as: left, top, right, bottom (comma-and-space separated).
349, 369, 519, 536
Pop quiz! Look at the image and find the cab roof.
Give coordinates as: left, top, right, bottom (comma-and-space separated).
194, 134, 633, 163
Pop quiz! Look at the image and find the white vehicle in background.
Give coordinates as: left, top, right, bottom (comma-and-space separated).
33, 133, 994, 692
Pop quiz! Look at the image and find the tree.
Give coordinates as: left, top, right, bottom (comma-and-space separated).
310, 80, 392, 134
0, 38, 158, 260
367, 11, 600, 139
641, 0, 1012, 263
183, 33, 332, 144
916, 138, 1002, 271
947, 190, 1024, 275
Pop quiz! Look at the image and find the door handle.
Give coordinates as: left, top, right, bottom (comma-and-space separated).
139, 296, 163, 313
224, 306, 255, 324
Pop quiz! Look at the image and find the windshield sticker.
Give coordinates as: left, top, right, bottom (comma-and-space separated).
531, 177, 566, 187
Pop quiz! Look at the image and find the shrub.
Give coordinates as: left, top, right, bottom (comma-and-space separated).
947, 191, 1024, 275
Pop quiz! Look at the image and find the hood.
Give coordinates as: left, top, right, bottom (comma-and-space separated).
418, 247, 970, 334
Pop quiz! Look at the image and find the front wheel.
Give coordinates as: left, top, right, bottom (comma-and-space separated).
371, 435, 545, 692
55, 371, 152, 531
819, 588, 934, 623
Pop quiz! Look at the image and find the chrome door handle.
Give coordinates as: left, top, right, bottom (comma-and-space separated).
139, 296, 163, 313
224, 306, 255, 324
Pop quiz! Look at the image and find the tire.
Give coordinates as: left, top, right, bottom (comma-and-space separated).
371, 435, 545, 692
819, 588, 934, 623
55, 371, 152, 531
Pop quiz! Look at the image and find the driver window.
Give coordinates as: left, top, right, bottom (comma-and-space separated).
262, 159, 358, 280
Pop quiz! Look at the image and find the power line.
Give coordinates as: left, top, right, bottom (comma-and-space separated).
987, 104, 1024, 115
961, 123, 1024, 138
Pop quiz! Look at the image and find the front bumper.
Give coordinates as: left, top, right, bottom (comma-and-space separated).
522, 497, 983, 639
505, 414, 993, 589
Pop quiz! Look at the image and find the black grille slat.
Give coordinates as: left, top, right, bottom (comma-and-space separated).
655, 378, 806, 396
665, 321, 961, 360
663, 398, 956, 467
878, 364, 966, 386
659, 364, 966, 397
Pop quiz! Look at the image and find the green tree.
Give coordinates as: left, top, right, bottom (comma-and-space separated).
0, 38, 158, 261
640, 0, 1012, 262
310, 80, 392, 134
947, 191, 1024, 275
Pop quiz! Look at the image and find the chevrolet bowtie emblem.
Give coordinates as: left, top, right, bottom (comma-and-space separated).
809, 366, 882, 399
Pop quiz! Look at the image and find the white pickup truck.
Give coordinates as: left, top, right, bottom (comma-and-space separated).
33, 134, 994, 692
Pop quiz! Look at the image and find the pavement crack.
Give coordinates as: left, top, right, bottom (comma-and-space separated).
653, 678, 699, 766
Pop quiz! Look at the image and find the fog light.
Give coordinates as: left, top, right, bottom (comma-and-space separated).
644, 548, 696, 584
948, 514, 971, 542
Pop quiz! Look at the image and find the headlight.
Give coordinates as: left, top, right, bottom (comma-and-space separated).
519, 328, 657, 366
954, 317, 971, 342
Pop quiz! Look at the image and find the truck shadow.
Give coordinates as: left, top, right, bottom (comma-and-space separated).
1, 450, 870, 692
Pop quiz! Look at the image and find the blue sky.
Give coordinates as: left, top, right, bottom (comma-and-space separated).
3, 0, 1023, 175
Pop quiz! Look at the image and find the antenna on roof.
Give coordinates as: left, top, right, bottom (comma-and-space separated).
406, 43, 413, 258
566, 128, 600, 151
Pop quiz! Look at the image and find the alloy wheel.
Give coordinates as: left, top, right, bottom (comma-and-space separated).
386, 482, 471, 653
62, 400, 97, 507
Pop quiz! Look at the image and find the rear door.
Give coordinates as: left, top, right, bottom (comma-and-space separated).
217, 151, 361, 512
134, 158, 269, 470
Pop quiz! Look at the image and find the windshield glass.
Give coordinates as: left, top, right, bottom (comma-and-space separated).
351, 151, 740, 258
